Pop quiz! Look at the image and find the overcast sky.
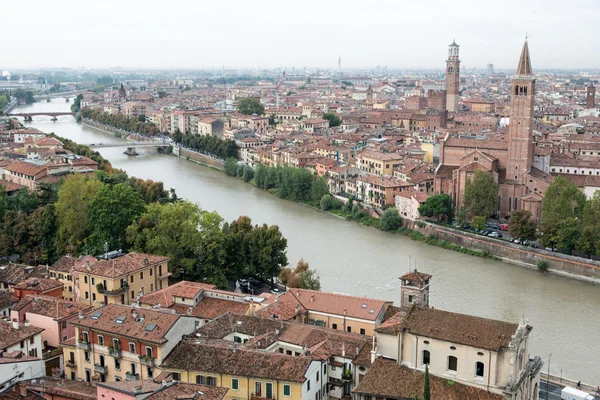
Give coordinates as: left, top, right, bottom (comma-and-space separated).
3, 0, 599, 70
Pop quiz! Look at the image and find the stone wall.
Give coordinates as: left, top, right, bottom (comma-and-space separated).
177, 147, 224, 170
409, 221, 600, 282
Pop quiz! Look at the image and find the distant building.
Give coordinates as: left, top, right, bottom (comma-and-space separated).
587, 84, 596, 109
487, 63, 495, 76
446, 40, 461, 112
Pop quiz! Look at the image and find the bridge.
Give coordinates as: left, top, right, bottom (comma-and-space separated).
8, 112, 75, 121
87, 141, 170, 149
33, 88, 92, 102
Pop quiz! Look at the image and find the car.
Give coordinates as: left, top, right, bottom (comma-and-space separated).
491, 224, 500, 230
499, 224, 509, 231
489, 232, 502, 238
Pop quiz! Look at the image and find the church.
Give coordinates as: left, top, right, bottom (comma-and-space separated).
434, 40, 554, 220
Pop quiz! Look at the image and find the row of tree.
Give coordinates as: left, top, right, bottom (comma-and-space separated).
0, 92, 10, 110
80, 108, 159, 136
175, 131, 238, 160
12, 89, 35, 104
254, 164, 329, 202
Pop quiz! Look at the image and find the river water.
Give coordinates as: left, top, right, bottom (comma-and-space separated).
12, 99, 600, 384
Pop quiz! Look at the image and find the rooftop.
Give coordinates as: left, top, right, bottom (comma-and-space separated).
291, 288, 390, 321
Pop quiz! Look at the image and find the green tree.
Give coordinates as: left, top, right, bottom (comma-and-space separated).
577, 193, 600, 257
32, 204, 59, 264
555, 218, 580, 255
380, 208, 402, 231
249, 224, 288, 287
237, 97, 265, 115
320, 194, 335, 210
463, 170, 498, 218
86, 183, 145, 254
311, 177, 329, 202
472, 215, 487, 231
55, 175, 102, 253
0, 185, 8, 221
157, 90, 167, 99
508, 210, 537, 242
423, 364, 431, 400
539, 176, 586, 250
322, 113, 341, 127
455, 207, 467, 227
224, 158, 238, 176
9, 188, 39, 214
418, 194, 453, 222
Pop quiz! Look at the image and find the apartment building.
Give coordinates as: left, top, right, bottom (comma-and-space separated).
71, 252, 171, 307
63, 304, 196, 383
356, 149, 403, 176
49, 255, 97, 301
12, 278, 63, 300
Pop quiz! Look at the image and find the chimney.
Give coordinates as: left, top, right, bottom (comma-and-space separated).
187, 307, 193, 315
12, 318, 19, 330
132, 310, 138, 319
310, 294, 315, 302
24, 320, 30, 327
143, 258, 148, 265
78, 312, 85, 320
19, 383, 27, 397
233, 342, 238, 353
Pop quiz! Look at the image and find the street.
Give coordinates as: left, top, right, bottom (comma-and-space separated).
540, 381, 598, 400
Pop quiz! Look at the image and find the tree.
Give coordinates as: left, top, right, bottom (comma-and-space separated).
249, 224, 288, 287
418, 194, 453, 222
224, 158, 238, 176
279, 259, 321, 290
577, 193, 600, 257
237, 97, 265, 115
463, 170, 498, 218
472, 215, 486, 231
455, 207, 467, 227
311, 177, 329, 202
157, 90, 167, 99
32, 204, 59, 264
322, 113, 341, 127
508, 210, 537, 241
55, 175, 102, 253
380, 208, 402, 231
423, 364, 431, 400
320, 194, 335, 211
539, 176, 586, 250
86, 183, 146, 254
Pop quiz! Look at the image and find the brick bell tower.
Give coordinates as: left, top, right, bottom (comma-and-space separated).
587, 84, 596, 109
507, 40, 535, 183
445, 39, 460, 112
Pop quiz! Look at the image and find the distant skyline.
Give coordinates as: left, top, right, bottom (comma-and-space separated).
3, 0, 599, 70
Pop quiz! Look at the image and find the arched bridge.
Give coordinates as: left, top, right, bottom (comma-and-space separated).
87, 141, 170, 149
9, 112, 75, 118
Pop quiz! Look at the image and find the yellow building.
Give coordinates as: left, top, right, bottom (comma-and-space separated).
420, 142, 434, 164
356, 149, 404, 177
71, 252, 171, 307
161, 342, 320, 400
63, 303, 196, 383
49, 255, 97, 301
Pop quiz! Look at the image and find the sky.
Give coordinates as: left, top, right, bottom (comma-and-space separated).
3, 0, 599, 70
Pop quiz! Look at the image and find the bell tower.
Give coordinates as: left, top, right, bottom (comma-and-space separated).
507, 40, 535, 183
445, 40, 460, 112
587, 84, 596, 109
399, 269, 432, 309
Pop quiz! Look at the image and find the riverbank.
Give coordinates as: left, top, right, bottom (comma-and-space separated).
81, 118, 155, 142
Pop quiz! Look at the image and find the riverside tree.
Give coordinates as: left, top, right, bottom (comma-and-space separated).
279, 259, 321, 291
577, 192, 600, 257
418, 194, 453, 222
508, 210, 537, 242
463, 170, 498, 218
380, 208, 402, 231
539, 176, 586, 251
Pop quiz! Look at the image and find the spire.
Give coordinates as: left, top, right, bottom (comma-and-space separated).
516, 40, 532, 77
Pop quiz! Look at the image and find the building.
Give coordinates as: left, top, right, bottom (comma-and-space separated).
198, 118, 225, 138
0, 354, 46, 394
71, 252, 171, 306
257, 288, 391, 336
0, 319, 44, 359
356, 149, 403, 177
446, 40, 461, 112
12, 278, 63, 300
49, 255, 97, 301
63, 303, 196, 383
394, 191, 429, 220
487, 63, 495, 76
96, 380, 228, 400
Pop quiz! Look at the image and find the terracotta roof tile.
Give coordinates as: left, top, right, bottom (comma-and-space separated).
139, 281, 215, 308
13, 295, 91, 321
290, 289, 390, 321
72, 252, 170, 279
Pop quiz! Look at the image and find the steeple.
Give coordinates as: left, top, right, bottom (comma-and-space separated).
515, 40, 532, 77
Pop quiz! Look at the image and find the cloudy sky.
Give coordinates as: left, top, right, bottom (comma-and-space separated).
3, 0, 599, 70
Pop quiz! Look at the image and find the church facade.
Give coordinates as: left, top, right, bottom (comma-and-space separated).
434, 41, 553, 220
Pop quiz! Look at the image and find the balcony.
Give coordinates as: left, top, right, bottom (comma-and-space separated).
108, 346, 121, 358
103, 283, 129, 296
125, 372, 140, 381
66, 360, 76, 368
139, 355, 154, 367
42, 348, 63, 360
76, 340, 91, 351
251, 393, 276, 400
94, 364, 108, 374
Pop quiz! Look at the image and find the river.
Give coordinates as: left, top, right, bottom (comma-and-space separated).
12, 99, 600, 384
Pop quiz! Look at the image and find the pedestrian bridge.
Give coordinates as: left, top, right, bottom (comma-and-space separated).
87, 141, 170, 149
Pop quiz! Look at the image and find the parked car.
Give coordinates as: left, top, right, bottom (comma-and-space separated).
499, 224, 509, 231
489, 231, 502, 238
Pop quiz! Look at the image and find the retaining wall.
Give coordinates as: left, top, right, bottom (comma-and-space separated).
177, 147, 224, 170
408, 221, 600, 282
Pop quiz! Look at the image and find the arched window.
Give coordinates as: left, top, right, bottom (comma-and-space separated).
514, 198, 518, 210
476, 362, 484, 377
498, 196, 501, 212
422, 350, 430, 365
508, 197, 512, 212
523, 86, 528, 95
515, 86, 519, 96
448, 356, 458, 372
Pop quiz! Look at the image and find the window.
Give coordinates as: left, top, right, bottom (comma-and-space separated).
286, 350, 292, 355
140, 271, 144, 280
207, 377, 216, 386
92, 293, 96, 301
408, 295, 414, 303
232, 378, 239, 390
85, 291, 89, 300
91, 277, 95, 285
84, 351, 90, 362
98, 335, 104, 346
476, 362, 485, 378
129, 342, 136, 353
84, 276, 88, 284
131, 290, 135, 299
448, 356, 458, 372
145, 347, 152, 358
115, 358, 120, 370
332, 323, 337, 330
61, 321, 67, 329
150, 268, 153, 276
130, 275, 134, 283
283, 384, 291, 396
360, 328, 366, 335
317, 371, 319, 382
172, 372, 180, 381
422, 350, 430, 365
148, 367, 153, 378
347, 326, 352, 333
255, 382, 262, 395
196, 375, 205, 384
307, 380, 310, 390
266, 383, 273, 399
150, 283, 153, 292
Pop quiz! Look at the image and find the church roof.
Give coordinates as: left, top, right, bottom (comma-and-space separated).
516, 40, 533, 77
